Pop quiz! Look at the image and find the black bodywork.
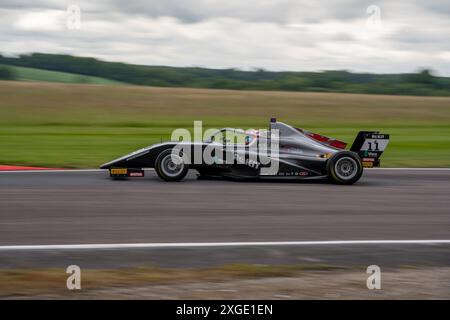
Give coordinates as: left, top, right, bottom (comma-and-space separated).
100, 120, 389, 182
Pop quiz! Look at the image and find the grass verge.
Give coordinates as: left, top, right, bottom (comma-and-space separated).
1, 81, 449, 167
0, 263, 341, 297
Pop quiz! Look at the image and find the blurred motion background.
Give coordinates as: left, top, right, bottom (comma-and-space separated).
1, 0, 450, 300
0, 1, 450, 168
0, 55, 449, 168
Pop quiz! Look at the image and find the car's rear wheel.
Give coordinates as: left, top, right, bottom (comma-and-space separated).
155, 149, 188, 181
327, 151, 363, 185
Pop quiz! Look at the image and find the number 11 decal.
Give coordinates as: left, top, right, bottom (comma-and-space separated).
367, 140, 379, 151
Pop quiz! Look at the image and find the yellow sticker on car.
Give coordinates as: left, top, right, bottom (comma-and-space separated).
111, 168, 127, 175
362, 161, 374, 168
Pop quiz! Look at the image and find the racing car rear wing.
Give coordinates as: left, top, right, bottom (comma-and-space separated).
350, 131, 390, 167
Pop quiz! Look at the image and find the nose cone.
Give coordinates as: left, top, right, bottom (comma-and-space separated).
99, 163, 111, 169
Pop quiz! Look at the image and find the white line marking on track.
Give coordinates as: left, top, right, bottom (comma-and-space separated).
1, 240, 449, 251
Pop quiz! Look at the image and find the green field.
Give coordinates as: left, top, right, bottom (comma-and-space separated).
2, 65, 123, 85
0, 81, 449, 168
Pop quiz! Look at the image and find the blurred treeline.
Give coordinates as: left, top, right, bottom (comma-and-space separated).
1, 53, 449, 96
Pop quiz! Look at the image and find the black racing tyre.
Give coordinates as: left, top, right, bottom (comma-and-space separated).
327, 151, 363, 185
154, 149, 189, 181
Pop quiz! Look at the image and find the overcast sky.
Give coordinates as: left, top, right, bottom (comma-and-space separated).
1, 0, 449, 75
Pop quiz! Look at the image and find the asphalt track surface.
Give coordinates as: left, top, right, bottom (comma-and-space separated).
0, 169, 449, 246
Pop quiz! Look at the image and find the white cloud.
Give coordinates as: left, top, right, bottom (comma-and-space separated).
14, 10, 66, 31
0, 0, 449, 75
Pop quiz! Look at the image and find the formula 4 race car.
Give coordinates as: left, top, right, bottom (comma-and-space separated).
100, 119, 389, 185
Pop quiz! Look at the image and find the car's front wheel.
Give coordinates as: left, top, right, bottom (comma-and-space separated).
327, 151, 363, 185
155, 149, 188, 181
